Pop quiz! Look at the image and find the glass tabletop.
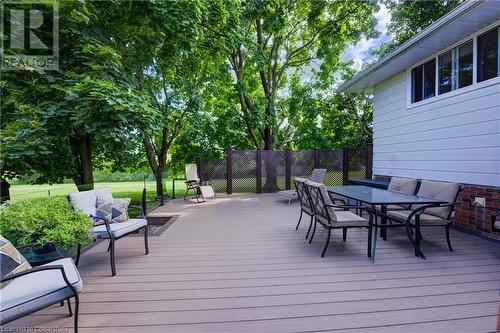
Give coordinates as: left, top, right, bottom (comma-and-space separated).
326, 185, 447, 206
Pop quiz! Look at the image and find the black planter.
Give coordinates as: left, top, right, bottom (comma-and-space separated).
32, 242, 58, 255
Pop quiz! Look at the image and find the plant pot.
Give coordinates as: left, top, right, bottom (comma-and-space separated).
32, 242, 58, 255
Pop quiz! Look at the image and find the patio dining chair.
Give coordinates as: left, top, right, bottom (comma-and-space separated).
384, 180, 462, 258
293, 178, 315, 239
306, 181, 371, 257
184, 164, 214, 203
278, 169, 327, 204
1, 236, 82, 332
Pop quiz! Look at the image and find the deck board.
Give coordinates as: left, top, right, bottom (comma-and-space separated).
6, 194, 500, 332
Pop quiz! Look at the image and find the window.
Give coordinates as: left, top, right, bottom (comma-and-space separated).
411, 66, 423, 103
412, 59, 435, 103
477, 28, 498, 83
438, 51, 453, 94
423, 59, 436, 99
458, 41, 473, 88
409, 25, 499, 104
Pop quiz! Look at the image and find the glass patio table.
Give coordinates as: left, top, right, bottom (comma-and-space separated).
326, 185, 447, 260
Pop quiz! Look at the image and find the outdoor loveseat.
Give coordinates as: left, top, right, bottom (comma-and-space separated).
68, 188, 149, 276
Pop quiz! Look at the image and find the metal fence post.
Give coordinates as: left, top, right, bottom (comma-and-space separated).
256, 149, 262, 194
227, 148, 233, 195
342, 147, 349, 185
365, 143, 373, 179
285, 150, 291, 190
314, 149, 320, 169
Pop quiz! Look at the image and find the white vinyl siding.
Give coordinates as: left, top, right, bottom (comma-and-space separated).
373, 71, 500, 187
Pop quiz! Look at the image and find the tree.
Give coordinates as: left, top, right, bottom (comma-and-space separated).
202, 0, 379, 190
1, 1, 156, 193
374, 0, 462, 57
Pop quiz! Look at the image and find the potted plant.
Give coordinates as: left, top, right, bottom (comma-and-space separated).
0, 196, 93, 264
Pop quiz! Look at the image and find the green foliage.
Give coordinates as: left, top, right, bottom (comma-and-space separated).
0, 197, 93, 248
374, 0, 462, 57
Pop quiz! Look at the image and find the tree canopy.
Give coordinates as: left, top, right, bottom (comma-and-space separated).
1, 0, 462, 196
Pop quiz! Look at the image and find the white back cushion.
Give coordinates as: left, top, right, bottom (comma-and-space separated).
68, 190, 97, 216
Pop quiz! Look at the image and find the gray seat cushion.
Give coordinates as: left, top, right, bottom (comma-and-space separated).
92, 219, 147, 239
0, 258, 82, 324
68, 190, 97, 216
387, 210, 448, 226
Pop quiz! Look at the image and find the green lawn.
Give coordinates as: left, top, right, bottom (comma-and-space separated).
9, 169, 366, 205
10, 180, 189, 205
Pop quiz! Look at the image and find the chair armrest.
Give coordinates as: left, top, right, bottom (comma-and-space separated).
185, 180, 198, 185
128, 204, 146, 219
405, 202, 461, 224
1, 265, 70, 286
325, 203, 367, 210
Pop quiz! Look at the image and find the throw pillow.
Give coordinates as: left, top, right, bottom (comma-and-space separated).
112, 198, 131, 223
97, 198, 112, 223
0, 234, 32, 280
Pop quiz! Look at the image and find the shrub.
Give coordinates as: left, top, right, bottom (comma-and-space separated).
0, 197, 93, 248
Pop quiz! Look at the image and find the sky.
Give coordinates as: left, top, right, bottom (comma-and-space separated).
341, 3, 392, 72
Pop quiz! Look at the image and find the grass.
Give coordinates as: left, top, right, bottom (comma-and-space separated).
10, 180, 189, 205
9, 170, 366, 206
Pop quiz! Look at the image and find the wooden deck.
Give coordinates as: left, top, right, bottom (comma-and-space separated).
7, 194, 500, 332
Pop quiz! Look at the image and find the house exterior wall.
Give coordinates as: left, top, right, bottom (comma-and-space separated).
372, 69, 500, 240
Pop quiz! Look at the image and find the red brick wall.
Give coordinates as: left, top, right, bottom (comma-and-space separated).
374, 175, 500, 240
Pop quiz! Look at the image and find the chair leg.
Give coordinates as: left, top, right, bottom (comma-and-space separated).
309, 220, 317, 244
74, 294, 80, 333
107, 240, 112, 253
305, 215, 313, 239
321, 228, 332, 257
342, 228, 347, 242
296, 210, 303, 231
75, 244, 81, 267
144, 225, 149, 255
367, 222, 372, 258
417, 229, 424, 240
445, 224, 453, 252
371, 225, 378, 261
67, 298, 73, 317
110, 239, 116, 276
60, 300, 64, 307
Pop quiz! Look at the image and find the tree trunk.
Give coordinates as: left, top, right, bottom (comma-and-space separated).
262, 149, 280, 192
70, 133, 94, 191
0, 179, 10, 203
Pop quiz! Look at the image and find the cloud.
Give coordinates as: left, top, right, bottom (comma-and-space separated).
341, 4, 392, 72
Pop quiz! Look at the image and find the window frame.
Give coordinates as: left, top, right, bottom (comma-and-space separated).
407, 21, 500, 108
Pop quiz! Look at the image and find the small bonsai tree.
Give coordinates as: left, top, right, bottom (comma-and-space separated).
0, 197, 93, 248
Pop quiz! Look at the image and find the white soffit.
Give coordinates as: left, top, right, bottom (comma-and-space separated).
338, 1, 500, 93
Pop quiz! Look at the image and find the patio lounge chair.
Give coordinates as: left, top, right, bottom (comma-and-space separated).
306, 181, 371, 257
385, 180, 462, 258
1, 236, 82, 332
278, 169, 327, 204
68, 188, 148, 276
184, 164, 214, 203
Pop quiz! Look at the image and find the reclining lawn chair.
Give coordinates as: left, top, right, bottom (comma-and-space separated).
0, 235, 82, 332
184, 164, 215, 203
277, 169, 327, 204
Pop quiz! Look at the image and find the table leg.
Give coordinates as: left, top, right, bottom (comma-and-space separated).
380, 205, 387, 240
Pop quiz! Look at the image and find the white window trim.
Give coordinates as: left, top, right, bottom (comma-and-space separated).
406, 20, 500, 109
